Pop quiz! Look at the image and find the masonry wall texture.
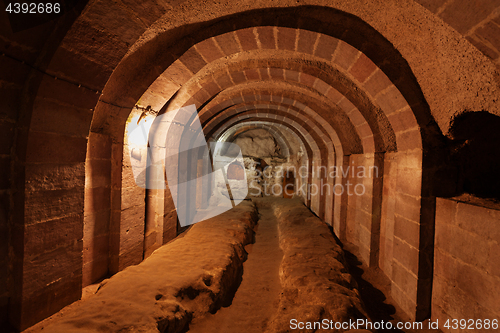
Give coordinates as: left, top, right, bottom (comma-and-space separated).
0, 0, 499, 331
433, 197, 500, 333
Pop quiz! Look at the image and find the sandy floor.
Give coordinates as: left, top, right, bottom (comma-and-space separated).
187, 199, 283, 333
21, 197, 438, 333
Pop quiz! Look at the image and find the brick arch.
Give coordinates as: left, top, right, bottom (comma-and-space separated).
210, 113, 331, 214
139, 46, 404, 154
160, 63, 379, 154
87, 9, 431, 301
205, 102, 345, 223
213, 120, 310, 199
207, 107, 324, 158
99, 9, 441, 149
204, 102, 332, 158
194, 82, 361, 155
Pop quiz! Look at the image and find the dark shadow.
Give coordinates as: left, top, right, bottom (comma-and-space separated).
331, 232, 404, 333
449, 111, 500, 200
0, 321, 17, 333
343, 249, 402, 331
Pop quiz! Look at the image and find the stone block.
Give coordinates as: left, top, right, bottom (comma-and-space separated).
83, 210, 110, 238
84, 186, 111, 214
455, 201, 500, 242
439, 0, 500, 34
47, 45, 111, 89
276, 27, 296, 51
396, 167, 421, 197
25, 214, 84, 255
16, 272, 81, 331
455, 261, 500, 314
117, 241, 144, 270
393, 236, 419, 275
392, 259, 418, 303
396, 129, 422, 151
179, 47, 207, 74
195, 38, 224, 63
163, 60, 192, 85
297, 29, 317, 55
82, 256, 108, 287
23, 242, 82, 298
230, 71, 246, 84
83, 234, 109, 266
214, 32, 240, 56
394, 215, 420, 249
314, 34, 338, 60
284, 69, 300, 82
333, 41, 359, 70
25, 188, 84, 224
215, 73, 233, 89
243, 69, 260, 81
192, 88, 211, 105
349, 53, 377, 83
201, 81, 221, 96
437, 222, 489, 270
36, 75, 100, 110
257, 26, 276, 49
236, 28, 258, 51
395, 192, 421, 223
120, 201, 145, 229
25, 163, 85, 192
391, 282, 417, 321
85, 159, 111, 189
363, 69, 392, 98
121, 186, 145, 210
26, 132, 88, 164
376, 85, 408, 116
87, 132, 112, 160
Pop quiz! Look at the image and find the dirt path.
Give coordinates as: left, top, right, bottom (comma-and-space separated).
187, 199, 283, 333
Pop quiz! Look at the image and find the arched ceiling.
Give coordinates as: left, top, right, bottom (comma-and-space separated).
137, 23, 424, 162
86, 2, 499, 142
6, 0, 500, 172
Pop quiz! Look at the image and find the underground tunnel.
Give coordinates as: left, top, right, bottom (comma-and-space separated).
1, 1, 500, 332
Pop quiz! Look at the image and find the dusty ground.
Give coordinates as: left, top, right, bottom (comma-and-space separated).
186, 199, 283, 333
22, 198, 428, 333
24, 201, 259, 333
266, 198, 368, 333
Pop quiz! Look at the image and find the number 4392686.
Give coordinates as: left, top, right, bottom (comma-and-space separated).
444, 319, 498, 330
6, 2, 61, 14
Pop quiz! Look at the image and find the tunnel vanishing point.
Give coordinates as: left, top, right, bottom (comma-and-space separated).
1, 0, 500, 332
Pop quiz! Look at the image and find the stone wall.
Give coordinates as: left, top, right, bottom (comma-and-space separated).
432, 197, 500, 332
83, 133, 112, 287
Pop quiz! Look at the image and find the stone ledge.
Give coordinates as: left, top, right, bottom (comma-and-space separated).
266, 198, 369, 333
24, 200, 258, 333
